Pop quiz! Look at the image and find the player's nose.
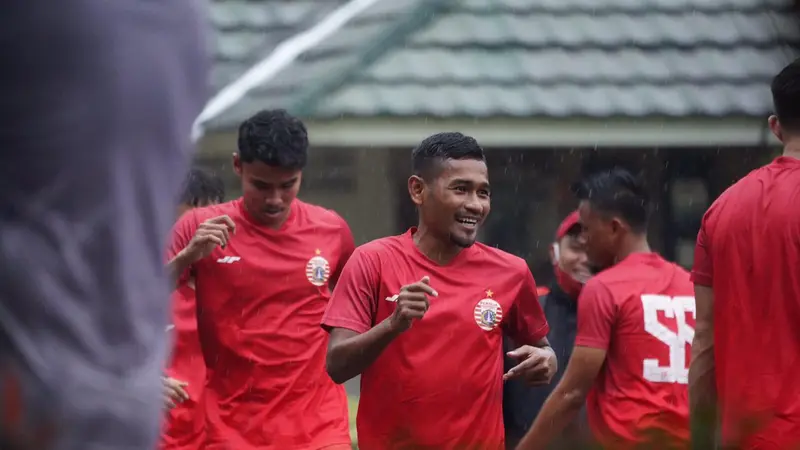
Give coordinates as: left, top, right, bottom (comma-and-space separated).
463, 196, 485, 216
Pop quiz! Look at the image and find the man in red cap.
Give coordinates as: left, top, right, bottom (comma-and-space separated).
503, 211, 592, 448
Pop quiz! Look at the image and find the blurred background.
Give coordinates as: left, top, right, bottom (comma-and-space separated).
192, 0, 799, 445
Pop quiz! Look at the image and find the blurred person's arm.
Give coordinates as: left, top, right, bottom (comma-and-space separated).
516, 280, 614, 450
690, 285, 716, 448
689, 221, 717, 449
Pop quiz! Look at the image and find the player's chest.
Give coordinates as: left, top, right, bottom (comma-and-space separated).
376, 274, 518, 338
195, 231, 343, 298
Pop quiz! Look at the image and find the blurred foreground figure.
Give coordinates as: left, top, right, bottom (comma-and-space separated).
689, 58, 800, 450
323, 132, 556, 450
503, 210, 591, 448
517, 169, 695, 450
0, 2, 209, 449
168, 110, 354, 449
161, 168, 225, 450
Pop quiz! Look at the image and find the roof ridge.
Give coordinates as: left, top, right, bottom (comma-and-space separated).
291, 0, 455, 117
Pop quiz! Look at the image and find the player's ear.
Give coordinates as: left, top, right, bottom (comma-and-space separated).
609, 217, 625, 235
408, 175, 425, 206
232, 152, 242, 177
768, 115, 784, 143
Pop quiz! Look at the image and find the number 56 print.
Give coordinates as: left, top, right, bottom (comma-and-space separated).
641, 294, 696, 385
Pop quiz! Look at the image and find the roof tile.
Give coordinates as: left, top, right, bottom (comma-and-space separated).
205, 0, 800, 126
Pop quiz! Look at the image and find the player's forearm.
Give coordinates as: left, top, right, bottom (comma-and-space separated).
326, 319, 401, 384
166, 249, 192, 287
689, 323, 717, 449
516, 386, 586, 450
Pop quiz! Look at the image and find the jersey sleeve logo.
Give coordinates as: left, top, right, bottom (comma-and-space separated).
474, 289, 503, 331
306, 249, 331, 287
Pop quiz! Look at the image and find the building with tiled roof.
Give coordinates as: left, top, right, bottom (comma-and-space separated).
196, 0, 798, 286
201, 0, 798, 147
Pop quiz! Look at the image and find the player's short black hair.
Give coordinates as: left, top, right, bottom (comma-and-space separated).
771, 58, 800, 131
179, 167, 225, 207
571, 168, 650, 234
237, 109, 308, 169
411, 132, 485, 179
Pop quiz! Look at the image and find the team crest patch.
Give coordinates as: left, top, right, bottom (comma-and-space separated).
306, 249, 331, 287
473, 290, 503, 331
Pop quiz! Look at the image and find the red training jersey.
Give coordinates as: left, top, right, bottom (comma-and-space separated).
576, 253, 694, 449
161, 282, 206, 450
168, 198, 355, 450
691, 156, 800, 449
322, 229, 549, 450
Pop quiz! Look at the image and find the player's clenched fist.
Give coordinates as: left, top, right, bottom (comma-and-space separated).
183, 215, 236, 263
388, 276, 439, 332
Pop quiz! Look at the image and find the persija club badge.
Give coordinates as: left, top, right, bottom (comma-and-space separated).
474, 289, 503, 331
306, 249, 330, 286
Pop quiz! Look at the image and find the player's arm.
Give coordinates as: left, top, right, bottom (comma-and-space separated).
165, 210, 197, 286
323, 247, 389, 384
689, 222, 717, 449
503, 267, 556, 385
323, 248, 435, 384
165, 213, 235, 287
516, 280, 614, 450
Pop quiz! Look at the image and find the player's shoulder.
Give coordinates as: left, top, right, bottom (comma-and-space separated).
294, 199, 349, 230
671, 263, 694, 291
353, 234, 407, 259
471, 242, 530, 273
705, 161, 780, 220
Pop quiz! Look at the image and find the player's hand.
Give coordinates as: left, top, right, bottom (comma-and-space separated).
162, 377, 190, 409
182, 215, 236, 263
388, 276, 439, 333
504, 345, 557, 386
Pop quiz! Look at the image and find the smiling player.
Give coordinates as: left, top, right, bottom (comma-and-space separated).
322, 132, 556, 450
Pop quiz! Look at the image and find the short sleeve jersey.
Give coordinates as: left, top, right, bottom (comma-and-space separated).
576, 253, 695, 449
161, 283, 206, 450
167, 198, 355, 450
691, 156, 800, 449
322, 229, 549, 450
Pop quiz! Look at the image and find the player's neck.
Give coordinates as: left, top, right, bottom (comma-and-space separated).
412, 225, 462, 265
614, 237, 651, 264
782, 141, 800, 160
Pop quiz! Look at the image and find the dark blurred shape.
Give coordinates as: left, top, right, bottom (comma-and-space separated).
0, 1, 209, 449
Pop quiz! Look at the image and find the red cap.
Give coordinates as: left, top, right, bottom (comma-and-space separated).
555, 211, 581, 240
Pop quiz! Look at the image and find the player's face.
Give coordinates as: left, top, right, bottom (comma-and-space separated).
234, 154, 301, 228
557, 234, 591, 283
577, 200, 618, 272
415, 158, 491, 248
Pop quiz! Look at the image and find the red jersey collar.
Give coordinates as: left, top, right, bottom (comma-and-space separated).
404, 227, 476, 267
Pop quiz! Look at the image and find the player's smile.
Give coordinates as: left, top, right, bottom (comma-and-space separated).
455, 215, 481, 230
